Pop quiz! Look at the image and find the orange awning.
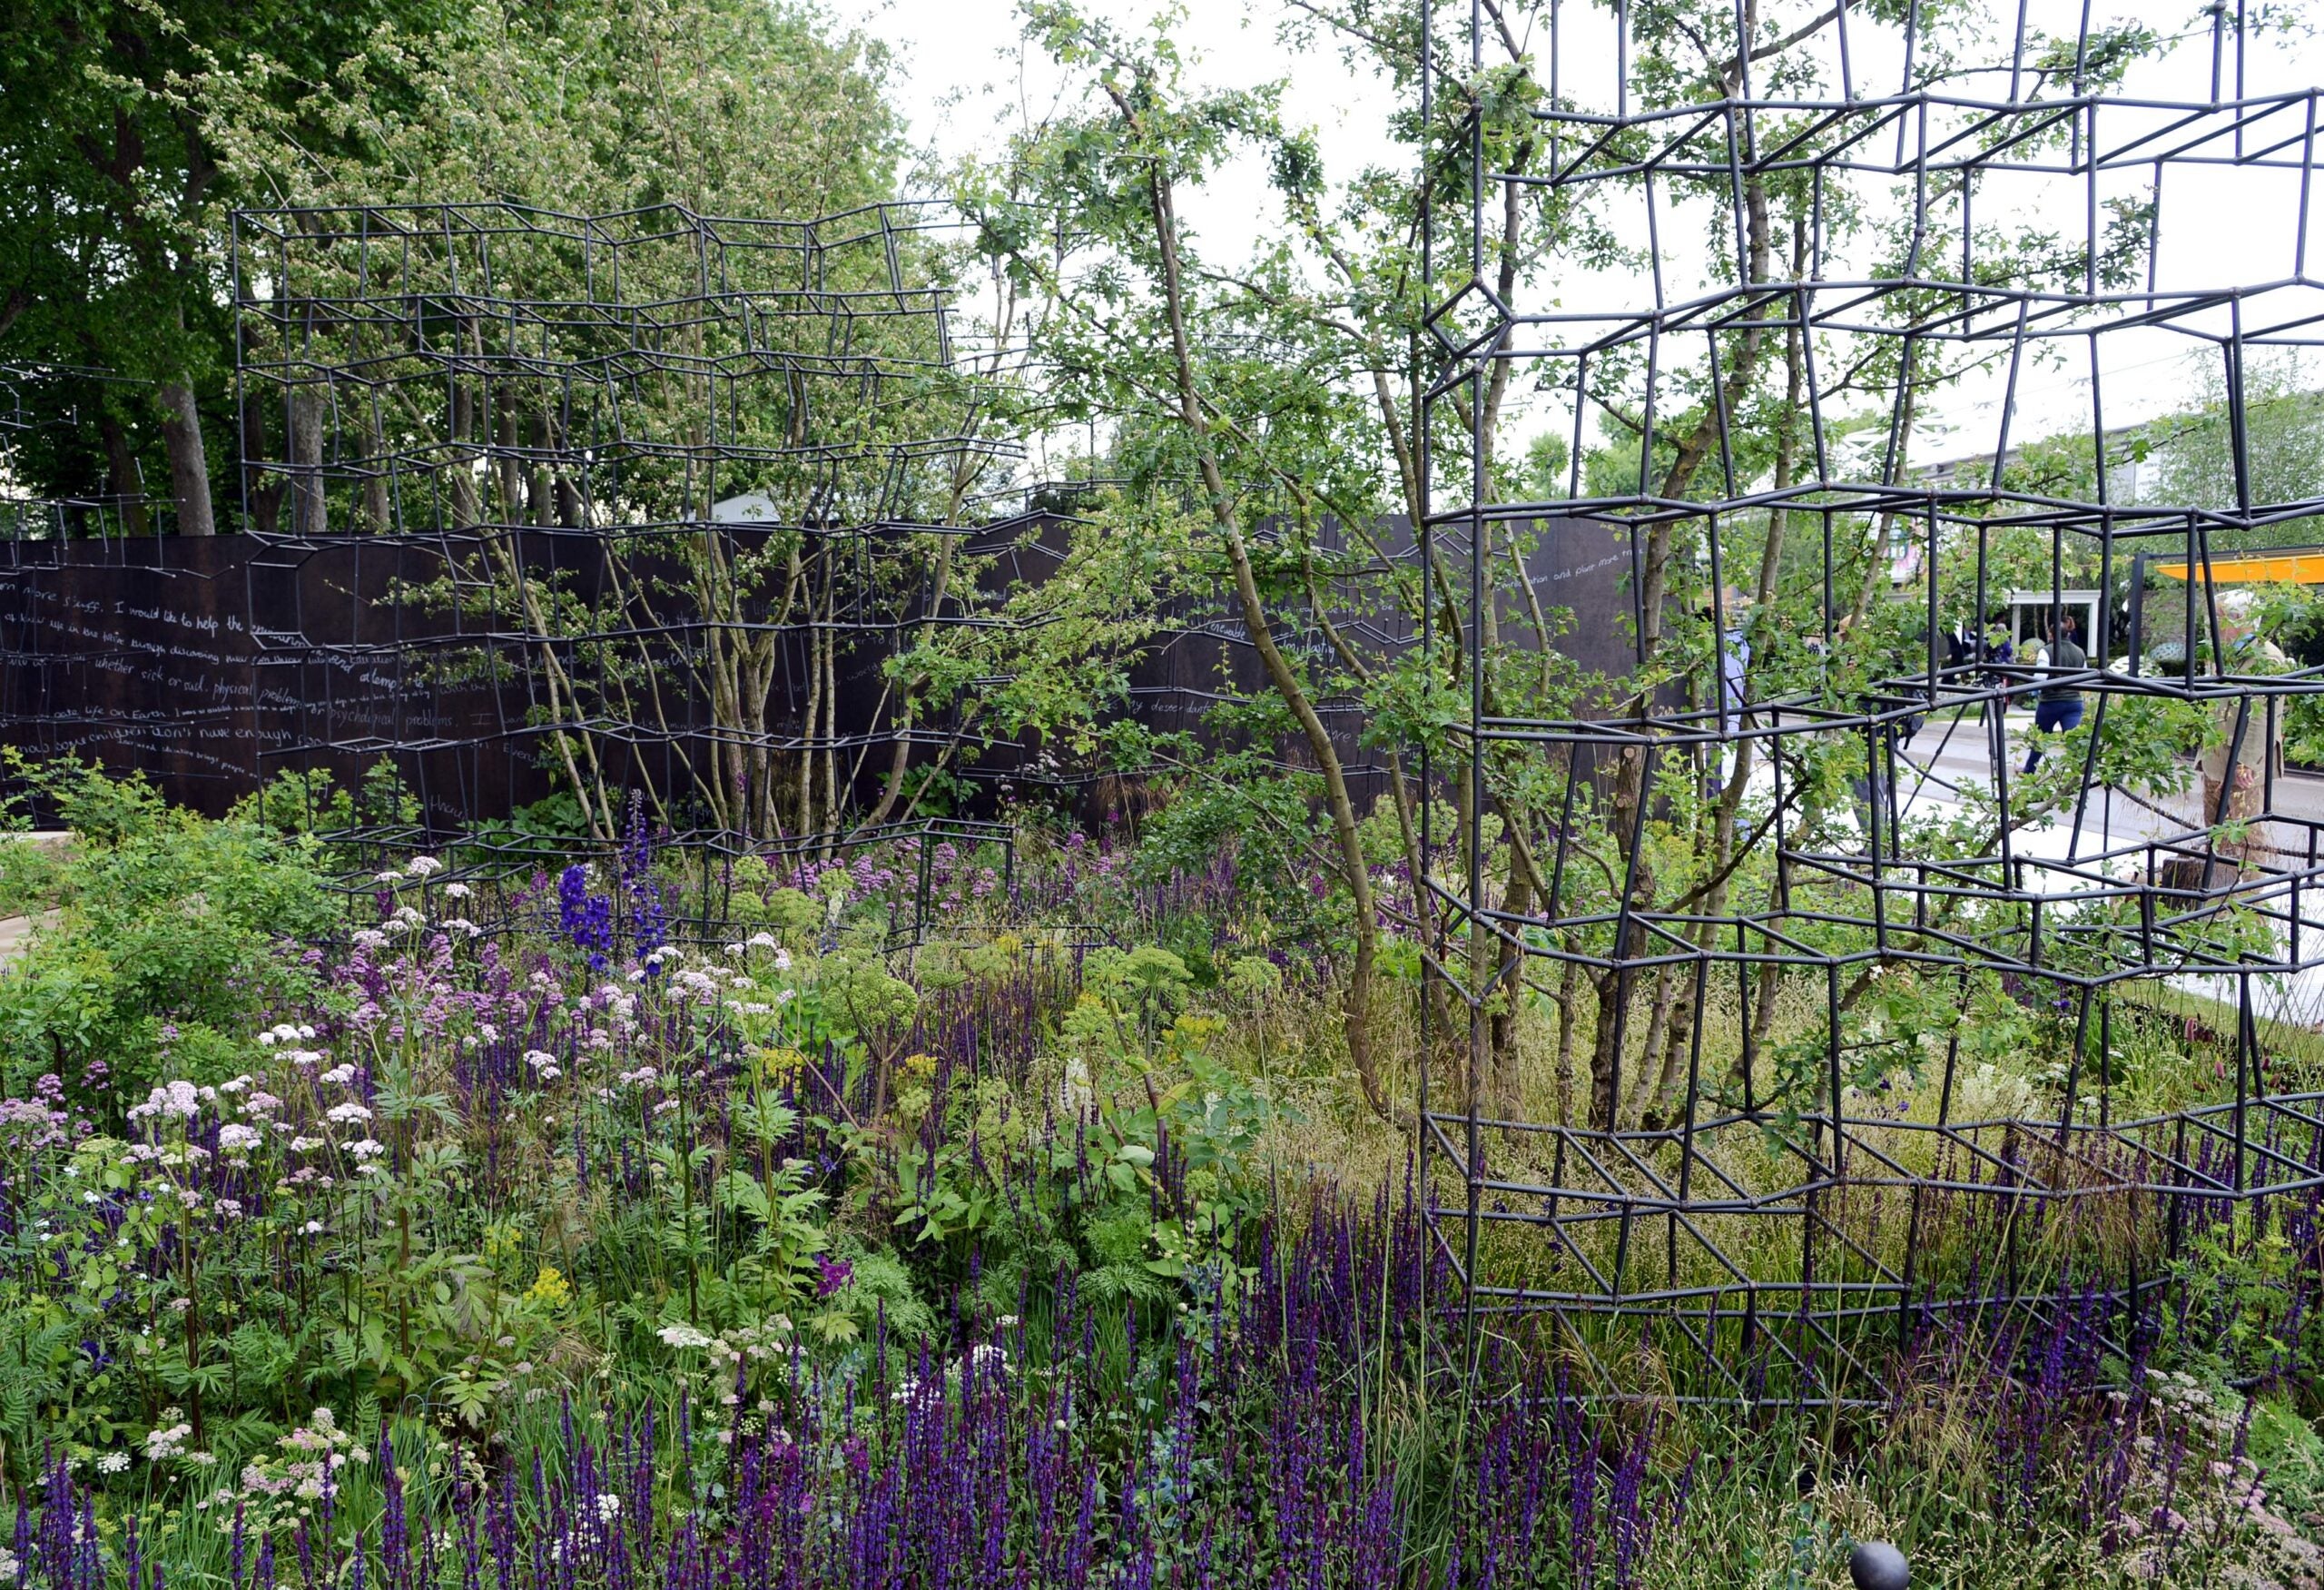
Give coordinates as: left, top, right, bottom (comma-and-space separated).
2154, 551, 2324, 585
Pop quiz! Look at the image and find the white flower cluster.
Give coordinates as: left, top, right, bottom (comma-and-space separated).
144, 1418, 194, 1462
128, 1081, 207, 1122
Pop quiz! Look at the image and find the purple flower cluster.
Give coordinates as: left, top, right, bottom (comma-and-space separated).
10, 1191, 1699, 1590
557, 864, 615, 973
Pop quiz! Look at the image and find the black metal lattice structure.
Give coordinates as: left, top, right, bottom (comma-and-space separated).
0, 362, 172, 539
230, 200, 1021, 850
1419, 3, 2324, 1400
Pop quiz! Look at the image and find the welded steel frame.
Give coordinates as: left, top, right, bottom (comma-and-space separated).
230, 200, 1022, 856
1418, 1, 2324, 1402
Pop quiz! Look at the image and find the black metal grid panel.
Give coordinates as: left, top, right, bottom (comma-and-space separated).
1418, 1, 2324, 1400
230, 201, 1019, 848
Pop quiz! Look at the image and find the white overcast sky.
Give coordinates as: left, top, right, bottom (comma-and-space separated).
840, 0, 2324, 477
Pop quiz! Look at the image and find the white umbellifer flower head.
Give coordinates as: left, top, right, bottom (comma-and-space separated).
128, 1081, 203, 1122
325, 1101, 372, 1124
406, 855, 442, 877
444, 882, 471, 899
257, 1031, 277, 1047
97, 1452, 130, 1475
656, 1323, 714, 1349
375, 871, 404, 884
746, 932, 777, 949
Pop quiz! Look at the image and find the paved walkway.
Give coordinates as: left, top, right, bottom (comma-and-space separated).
1887, 708, 2324, 1025
0, 909, 61, 970
0, 832, 72, 972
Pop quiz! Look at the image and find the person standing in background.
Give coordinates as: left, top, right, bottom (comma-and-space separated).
1718, 592, 1750, 737
1978, 622, 2013, 721
2023, 613, 2086, 773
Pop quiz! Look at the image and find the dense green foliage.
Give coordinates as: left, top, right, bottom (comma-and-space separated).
0, 772, 2316, 1586
0, 757, 335, 1112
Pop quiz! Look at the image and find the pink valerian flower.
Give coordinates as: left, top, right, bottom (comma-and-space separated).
128, 1081, 205, 1122
0, 1081, 74, 1149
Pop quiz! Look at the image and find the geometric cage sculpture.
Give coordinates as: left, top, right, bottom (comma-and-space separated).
232, 202, 1014, 845
1419, 3, 2324, 1401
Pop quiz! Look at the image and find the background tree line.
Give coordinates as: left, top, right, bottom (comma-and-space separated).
1, 0, 900, 535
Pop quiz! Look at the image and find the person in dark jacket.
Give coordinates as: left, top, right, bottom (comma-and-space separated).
2022, 614, 2087, 772
1976, 622, 2013, 722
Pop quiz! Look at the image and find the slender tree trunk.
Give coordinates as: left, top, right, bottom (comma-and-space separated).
1124, 114, 1393, 1123
1587, 172, 1775, 1128
241, 397, 281, 538
362, 403, 391, 532
289, 391, 328, 538
1552, 957, 1583, 1126
101, 414, 149, 536
529, 410, 556, 527
158, 380, 214, 537
495, 397, 526, 521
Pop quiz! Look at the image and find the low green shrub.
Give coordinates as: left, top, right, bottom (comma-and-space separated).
0, 755, 339, 1115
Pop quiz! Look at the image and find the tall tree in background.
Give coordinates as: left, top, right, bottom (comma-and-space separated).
0, 0, 446, 533
0, 0, 905, 538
